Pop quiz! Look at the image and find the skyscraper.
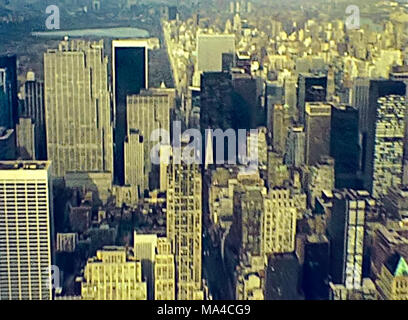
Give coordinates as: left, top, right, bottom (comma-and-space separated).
0, 161, 53, 300
167, 162, 203, 300
112, 39, 149, 185
328, 189, 375, 289
330, 105, 361, 189
196, 34, 235, 73
126, 88, 175, 191
373, 95, 405, 199
285, 126, 305, 168
297, 73, 327, 124
305, 102, 332, 166
44, 40, 113, 180
362, 80, 406, 193
22, 72, 46, 160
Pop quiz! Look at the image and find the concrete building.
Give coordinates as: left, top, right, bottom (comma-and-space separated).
133, 232, 158, 300
196, 34, 236, 73
124, 129, 144, 195
373, 95, 405, 199
127, 88, 175, 191
167, 162, 203, 300
44, 40, 113, 179
81, 246, 147, 300
154, 238, 175, 300
263, 187, 297, 254
0, 161, 53, 300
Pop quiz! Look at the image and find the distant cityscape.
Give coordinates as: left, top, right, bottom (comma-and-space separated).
0, 0, 408, 301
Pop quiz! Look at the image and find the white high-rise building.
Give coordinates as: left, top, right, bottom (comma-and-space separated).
0, 161, 53, 300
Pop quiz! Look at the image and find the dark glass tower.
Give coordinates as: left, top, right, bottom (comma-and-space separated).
330, 105, 361, 189
113, 42, 148, 185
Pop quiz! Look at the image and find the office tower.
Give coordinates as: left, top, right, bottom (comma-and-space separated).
262, 187, 297, 254
81, 246, 147, 300
0, 127, 16, 160
22, 72, 46, 160
297, 73, 327, 124
285, 126, 305, 168
0, 55, 18, 129
200, 72, 234, 162
270, 104, 290, 154
305, 102, 332, 166
330, 105, 361, 189
361, 80, 405, 193
196, 34, 235, 73
306, 156, 335, 209
303, 235, 330, 300
16, 117, 35, 160
124, 129, 144, 194
112, 39, 149, 185
376, 253, 408, 300
44, 40, 113, 180
372, 95, 405, 199
232, 72, 258, 129
154, 238, 175, 300
0, 161, 53, 300
133, 232, 158, 300
200, 72, 234, 131
328, 189, 375, 289
167, 162, 203, 300
127, 88, 175, 191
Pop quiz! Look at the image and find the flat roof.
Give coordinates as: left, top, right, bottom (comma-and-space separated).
0, 161, 51, 171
